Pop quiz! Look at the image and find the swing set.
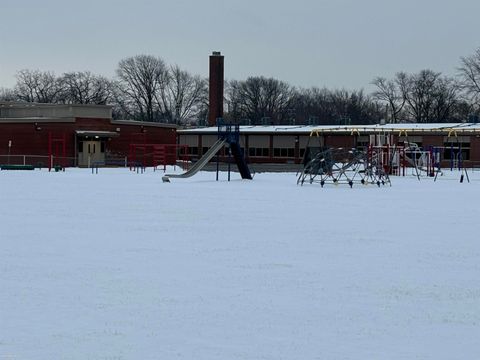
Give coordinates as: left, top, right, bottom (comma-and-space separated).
299, 126, 473, 186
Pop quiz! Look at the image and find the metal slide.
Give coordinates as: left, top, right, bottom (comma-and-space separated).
162, 138, 226, 181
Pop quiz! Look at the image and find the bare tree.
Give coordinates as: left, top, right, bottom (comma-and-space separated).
346, 89, 382, 125
396, 70, 460, 122
371, 76, 405, 123
115, 55, 169, 122
291, 87, 336, 124
330, 89, 382, 125
225, 80, 243, 122
15, 69, 63, 103
0, 87, 16, 101
227, 78, 261, 123
431, 77, 460, 122
329, 89, 351, 121
458, 48, 480, 112
160, 65, 207, 125
61, 71, 114, 105
226, 76, 294, 124
289, 87, 382, 125
397, 70, 438, 122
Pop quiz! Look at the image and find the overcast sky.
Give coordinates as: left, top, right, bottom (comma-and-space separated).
1, 0, 479, 91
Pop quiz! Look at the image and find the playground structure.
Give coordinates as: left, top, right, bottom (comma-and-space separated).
1, 132, 70, 171
366, 129, 470, 182
128, 143, 189, 171
364, 142, 441, 180
297, 147, 391, 187
298, 126, 473, 186
162, 122, 252, 182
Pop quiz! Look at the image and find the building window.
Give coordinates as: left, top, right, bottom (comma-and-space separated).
273, 148, 295, 157
189, 147, 198, 155
356, 141, 369, 149
356, 136, 369, 148
443, 143, 470, 160
248, 148, 270, 157
398, 136, 423, 148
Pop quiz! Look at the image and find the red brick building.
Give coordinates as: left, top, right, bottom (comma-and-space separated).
0, 102, 177, 167
178, 123, 480, 168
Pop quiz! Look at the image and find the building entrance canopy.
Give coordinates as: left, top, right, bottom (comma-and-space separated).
75, 130, 119, 138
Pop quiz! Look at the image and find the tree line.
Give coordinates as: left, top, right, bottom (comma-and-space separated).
1, 48, 480, 125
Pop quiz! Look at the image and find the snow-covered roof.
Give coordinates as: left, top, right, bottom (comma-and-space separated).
178, 123, 480, 135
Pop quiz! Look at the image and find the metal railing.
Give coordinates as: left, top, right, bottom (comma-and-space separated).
0, 154, 75, 168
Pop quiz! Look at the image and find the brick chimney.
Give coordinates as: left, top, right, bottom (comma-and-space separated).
208, 51, 224, 126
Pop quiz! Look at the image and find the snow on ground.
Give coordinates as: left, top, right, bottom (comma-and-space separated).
1, 167, 480, 360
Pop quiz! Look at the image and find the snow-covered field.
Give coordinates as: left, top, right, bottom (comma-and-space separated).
1, 167, 480, 360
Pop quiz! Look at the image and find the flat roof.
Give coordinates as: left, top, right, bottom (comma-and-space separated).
0, 116, 178, 129
178, 123, 480, 135
0, 117, 76, 124
111, 119, 177, 129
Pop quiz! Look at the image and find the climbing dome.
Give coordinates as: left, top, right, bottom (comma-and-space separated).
297, 147, 391, 187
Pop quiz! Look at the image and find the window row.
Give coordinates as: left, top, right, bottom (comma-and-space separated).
185, 146, 303, 158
